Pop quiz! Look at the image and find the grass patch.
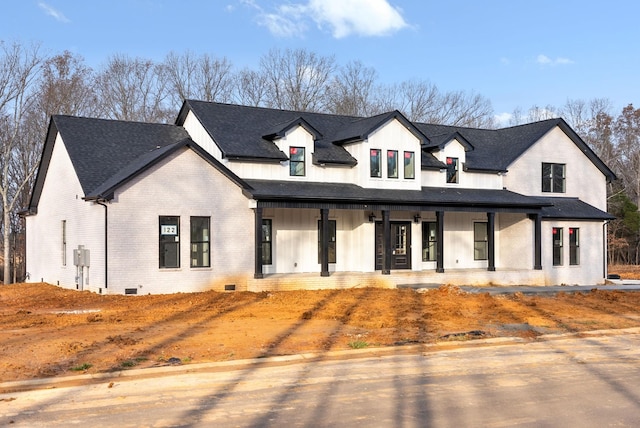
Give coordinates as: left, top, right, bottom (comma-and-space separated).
348, 340, 369, 349
70, 363, 92, 371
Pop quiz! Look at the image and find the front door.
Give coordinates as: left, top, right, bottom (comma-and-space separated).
375, 221, 411, 270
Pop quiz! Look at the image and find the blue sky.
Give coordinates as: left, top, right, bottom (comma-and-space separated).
2, 0, 639, 124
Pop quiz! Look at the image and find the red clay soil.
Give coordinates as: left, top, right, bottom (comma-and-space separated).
1, 265, 639, 383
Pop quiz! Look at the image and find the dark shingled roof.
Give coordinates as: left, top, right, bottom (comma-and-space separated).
177, 100, 359, 165
416, 119, 617, 179
177, 101, 616, 181
27, 102, 617, 220
539, 197, 615, 220
28, 115, 193, 211
243, 179, 552, 211
53, 115, 191, 195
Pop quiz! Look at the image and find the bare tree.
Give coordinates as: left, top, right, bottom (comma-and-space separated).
0, 41, 44, 284
259, 48, 336, 112
614, 104, 640, 206
94, 54, 171, 123
37, 51, 97, 118
325, 60, 378, 117
435, 90, 496, 128
233, 68, 268, 107
372, 79, 495, 128
163, 51, 234, 109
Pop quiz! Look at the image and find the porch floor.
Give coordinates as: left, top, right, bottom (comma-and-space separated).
246, 268, 546, 292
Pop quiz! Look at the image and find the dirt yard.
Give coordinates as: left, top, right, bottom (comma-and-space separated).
1, 265, 639, 383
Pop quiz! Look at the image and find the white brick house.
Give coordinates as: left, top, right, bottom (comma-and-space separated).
24, 101, 616, 294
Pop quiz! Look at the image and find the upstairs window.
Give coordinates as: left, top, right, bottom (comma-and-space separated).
446, 157, 458, 183
289, 147, 305, 176
569, 227, 580, 265
190, 217, 210, 268
160, 216, 180, 268
542, 163, 565, 193
404, 151, 415, 179
553, 227, 563, 266
370, 149, 381, 178
387, 150, 398, 178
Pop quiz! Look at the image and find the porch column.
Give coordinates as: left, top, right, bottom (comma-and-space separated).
254, 207, 263, 279
436, 210, 444, 273
534, 213, 542, 270
320, 208, 330, 277
487, 211, 496, 271
382, 210, 391, 275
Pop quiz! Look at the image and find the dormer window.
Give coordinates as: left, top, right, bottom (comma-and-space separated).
370, 149, 381, 178
289, 147, 305, 176
446, 157, 458, 183
387, 150, 398, 178
404, 151, 415, 179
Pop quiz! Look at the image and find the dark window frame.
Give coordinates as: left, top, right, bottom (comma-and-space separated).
542, 162, 566, 193
553, 227, 563, 266
370, 148, 382, 178
159, 216, 180, 269
262, 219, 273, 265
317, 219, 337, 264
387, 150, 398, 179
422, 221, 437, 262
474, 222, 488, 260
190, 216, 210, 268
404, 151, 415, 179
569, 227, 580, 265
62, 219, 67, 266
446, 157, 458, 183
289, 146, 305, 176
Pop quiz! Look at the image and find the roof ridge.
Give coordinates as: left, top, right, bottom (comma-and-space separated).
497, 117, 562, 131
185, 99, 364, 121
53, 114, 180, 128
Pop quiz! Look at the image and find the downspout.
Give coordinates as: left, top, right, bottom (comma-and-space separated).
96, 200, 108, 292
603, 220, 610, 280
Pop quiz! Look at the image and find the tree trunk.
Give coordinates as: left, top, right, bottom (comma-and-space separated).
3, 208, 10, 284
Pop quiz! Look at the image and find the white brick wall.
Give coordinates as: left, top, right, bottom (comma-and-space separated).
105, 147, 254, 294
26, 134, 105, 292
505, 126, 608, 209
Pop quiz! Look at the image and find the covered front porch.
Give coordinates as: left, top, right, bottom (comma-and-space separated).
243, 180, 552, 287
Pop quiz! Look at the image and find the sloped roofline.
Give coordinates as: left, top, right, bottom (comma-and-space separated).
553, 118, 617, 182
332, 110, 430, 145
262, 116, 323, 141
26, 118, 59, 214
424, 131, 475, 152
84, 139, 251, 201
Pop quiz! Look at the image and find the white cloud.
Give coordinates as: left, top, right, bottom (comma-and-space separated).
494, 112, 512, 127
536, 54, 574, 66
245, 0, 408, 38
307, 0, 408, 38
38, 2, 70, 23
258, 11, 308, 38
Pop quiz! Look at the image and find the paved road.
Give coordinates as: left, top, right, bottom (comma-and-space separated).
2, 331, 640, 427
398, 280, 640, 294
